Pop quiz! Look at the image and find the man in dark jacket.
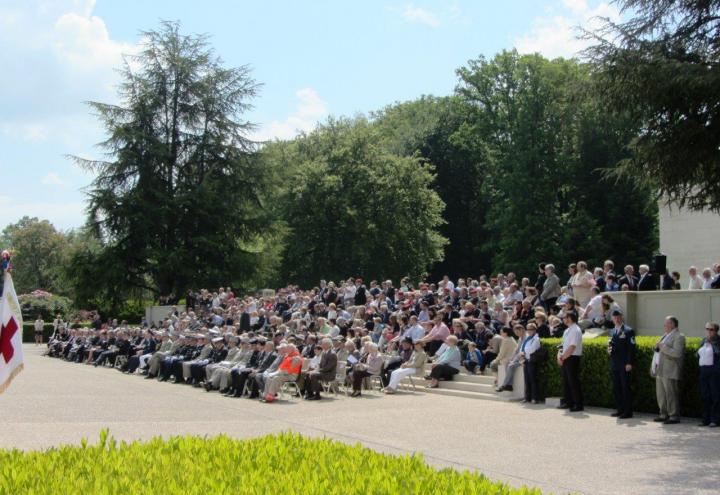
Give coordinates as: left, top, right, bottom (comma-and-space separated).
306, 337, 338, 400
608, 309, 636, 419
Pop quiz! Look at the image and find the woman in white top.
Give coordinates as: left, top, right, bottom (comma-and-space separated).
698, 322, 720, 427
570, 261, 595, 307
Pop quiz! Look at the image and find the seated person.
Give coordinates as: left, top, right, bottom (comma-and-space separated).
384, 341, 427, 394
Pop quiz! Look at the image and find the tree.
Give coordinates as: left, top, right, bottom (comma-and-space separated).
265, 117, 447, 286
2, 217, 68, 294
455, 51, 657, 278
72, 21, 276, 301
587, 0, 720, 211
372, 96, 490, 280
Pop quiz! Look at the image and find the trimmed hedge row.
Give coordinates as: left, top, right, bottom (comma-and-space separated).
538, 336, 703, 417
0, 431, 544, 494
21, 323, 92, 343
22, 323, 59, 343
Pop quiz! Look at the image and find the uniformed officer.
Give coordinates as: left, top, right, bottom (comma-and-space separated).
608, 309, 636, 418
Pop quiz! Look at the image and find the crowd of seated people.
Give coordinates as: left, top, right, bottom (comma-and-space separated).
43, 261, 720, 419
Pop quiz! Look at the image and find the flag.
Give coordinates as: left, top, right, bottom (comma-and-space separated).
0, 272, 24, 394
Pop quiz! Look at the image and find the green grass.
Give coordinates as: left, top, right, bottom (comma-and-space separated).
0, 431, 543, 495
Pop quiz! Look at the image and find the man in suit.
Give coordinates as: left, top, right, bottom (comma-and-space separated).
306, 338, 338, 400
608, 309, 636, 418
238, 342, 279, 398
653, 316, 686, 424
618, 265, 639, 291
637, 264, 657, 291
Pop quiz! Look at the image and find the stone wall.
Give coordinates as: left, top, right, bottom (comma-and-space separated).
612, 290, 720, 337
659, 200, 720, 276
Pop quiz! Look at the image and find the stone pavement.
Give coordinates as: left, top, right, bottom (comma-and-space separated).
1, 345, 718, 494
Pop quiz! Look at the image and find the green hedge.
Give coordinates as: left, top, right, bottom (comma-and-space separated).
0, 431, 543, 494
538, 336, 703, 417
21, 323, 91, 343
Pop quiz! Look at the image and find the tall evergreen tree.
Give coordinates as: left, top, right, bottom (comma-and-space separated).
588, 0, 720, 211
72, 21, 273, 302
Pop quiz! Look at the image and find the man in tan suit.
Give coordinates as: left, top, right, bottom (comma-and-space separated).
653, 316, 686, 424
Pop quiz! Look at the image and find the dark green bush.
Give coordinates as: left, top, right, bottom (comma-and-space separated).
538, 336, 703, 417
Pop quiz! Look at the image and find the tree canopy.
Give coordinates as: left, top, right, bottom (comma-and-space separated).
588, 0, 720, 211
71, 21, 276, 303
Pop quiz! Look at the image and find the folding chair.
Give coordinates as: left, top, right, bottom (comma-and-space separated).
279, 376, 302, 401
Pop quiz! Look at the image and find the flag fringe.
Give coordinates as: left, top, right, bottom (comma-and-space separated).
0, 362, 24, 395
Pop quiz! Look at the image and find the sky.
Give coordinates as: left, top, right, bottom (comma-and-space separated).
0, 0, 620, 231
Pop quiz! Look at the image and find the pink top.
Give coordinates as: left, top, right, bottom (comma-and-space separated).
428, 322, 450, 341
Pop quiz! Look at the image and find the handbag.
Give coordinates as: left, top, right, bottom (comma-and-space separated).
529, 346, 548, 364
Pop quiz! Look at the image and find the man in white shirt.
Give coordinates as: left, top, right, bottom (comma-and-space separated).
580, 287, 603, 328
687, 266, 704, 290
557, 311, 584, 412
34, 316, 45, 345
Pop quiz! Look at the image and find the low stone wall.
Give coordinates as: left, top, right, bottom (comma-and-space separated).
145, 305, 185, 327
612, 290, 720, 337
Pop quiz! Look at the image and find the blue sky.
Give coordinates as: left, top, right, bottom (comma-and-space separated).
0, 0, 619, 230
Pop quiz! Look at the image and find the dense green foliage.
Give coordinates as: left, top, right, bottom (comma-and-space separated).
1, 217, 70, 295
18, 293, 72, 320
453, 50, 657, 277
538, 337, 703, 417
0, 431, 543, 495
263, 118, 447, 286
588, 0, 720, 211
5, 19, 671, 305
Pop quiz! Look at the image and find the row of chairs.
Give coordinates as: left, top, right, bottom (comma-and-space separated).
278, 362, 420, 401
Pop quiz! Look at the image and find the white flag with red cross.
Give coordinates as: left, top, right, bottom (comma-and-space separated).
0, 272, 24, 394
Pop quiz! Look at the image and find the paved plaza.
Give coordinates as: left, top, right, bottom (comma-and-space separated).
1, 345, 718, 494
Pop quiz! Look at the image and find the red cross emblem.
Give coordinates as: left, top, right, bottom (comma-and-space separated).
0, 317, 18, 363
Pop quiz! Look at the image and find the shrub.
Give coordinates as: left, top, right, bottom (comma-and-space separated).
538, 336, 703, 417
17, 292, 72, 320
0, 431, 543, 495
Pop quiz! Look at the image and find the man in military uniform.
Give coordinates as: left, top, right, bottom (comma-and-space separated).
204, 335, 241, 389
228, 341, 275, 397
146, 334, 181, 378
181, 335, 212, 384
608, 309, 636, 418
208, 338, 258, 393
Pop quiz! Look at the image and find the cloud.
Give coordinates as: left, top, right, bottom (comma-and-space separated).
41, 172, 67, 186
402, 5, 441, 28
252, 88, 329, 142
514, 0, 621, 58
0, 0, 137, 150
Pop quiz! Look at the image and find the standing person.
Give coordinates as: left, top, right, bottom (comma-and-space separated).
618, 265, 639, 291
637, 264, 657, 291
697, 322, 720, 427
34, 315, 45, 345
608, 309, 636, 418
687, 266, 704, 290
541, 264, 560, 313
651, 316, 686, 424
569, 261, 594, 307
557, 311, 583, 412
521, 323, 542, 404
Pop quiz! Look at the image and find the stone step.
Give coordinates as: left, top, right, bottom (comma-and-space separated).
439, 380, 496, 393
421, 387, 504, 401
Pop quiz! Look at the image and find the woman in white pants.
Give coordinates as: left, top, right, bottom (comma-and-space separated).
385, 342, 427, 393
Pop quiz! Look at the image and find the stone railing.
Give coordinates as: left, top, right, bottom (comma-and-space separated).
612, 290, 720, 337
